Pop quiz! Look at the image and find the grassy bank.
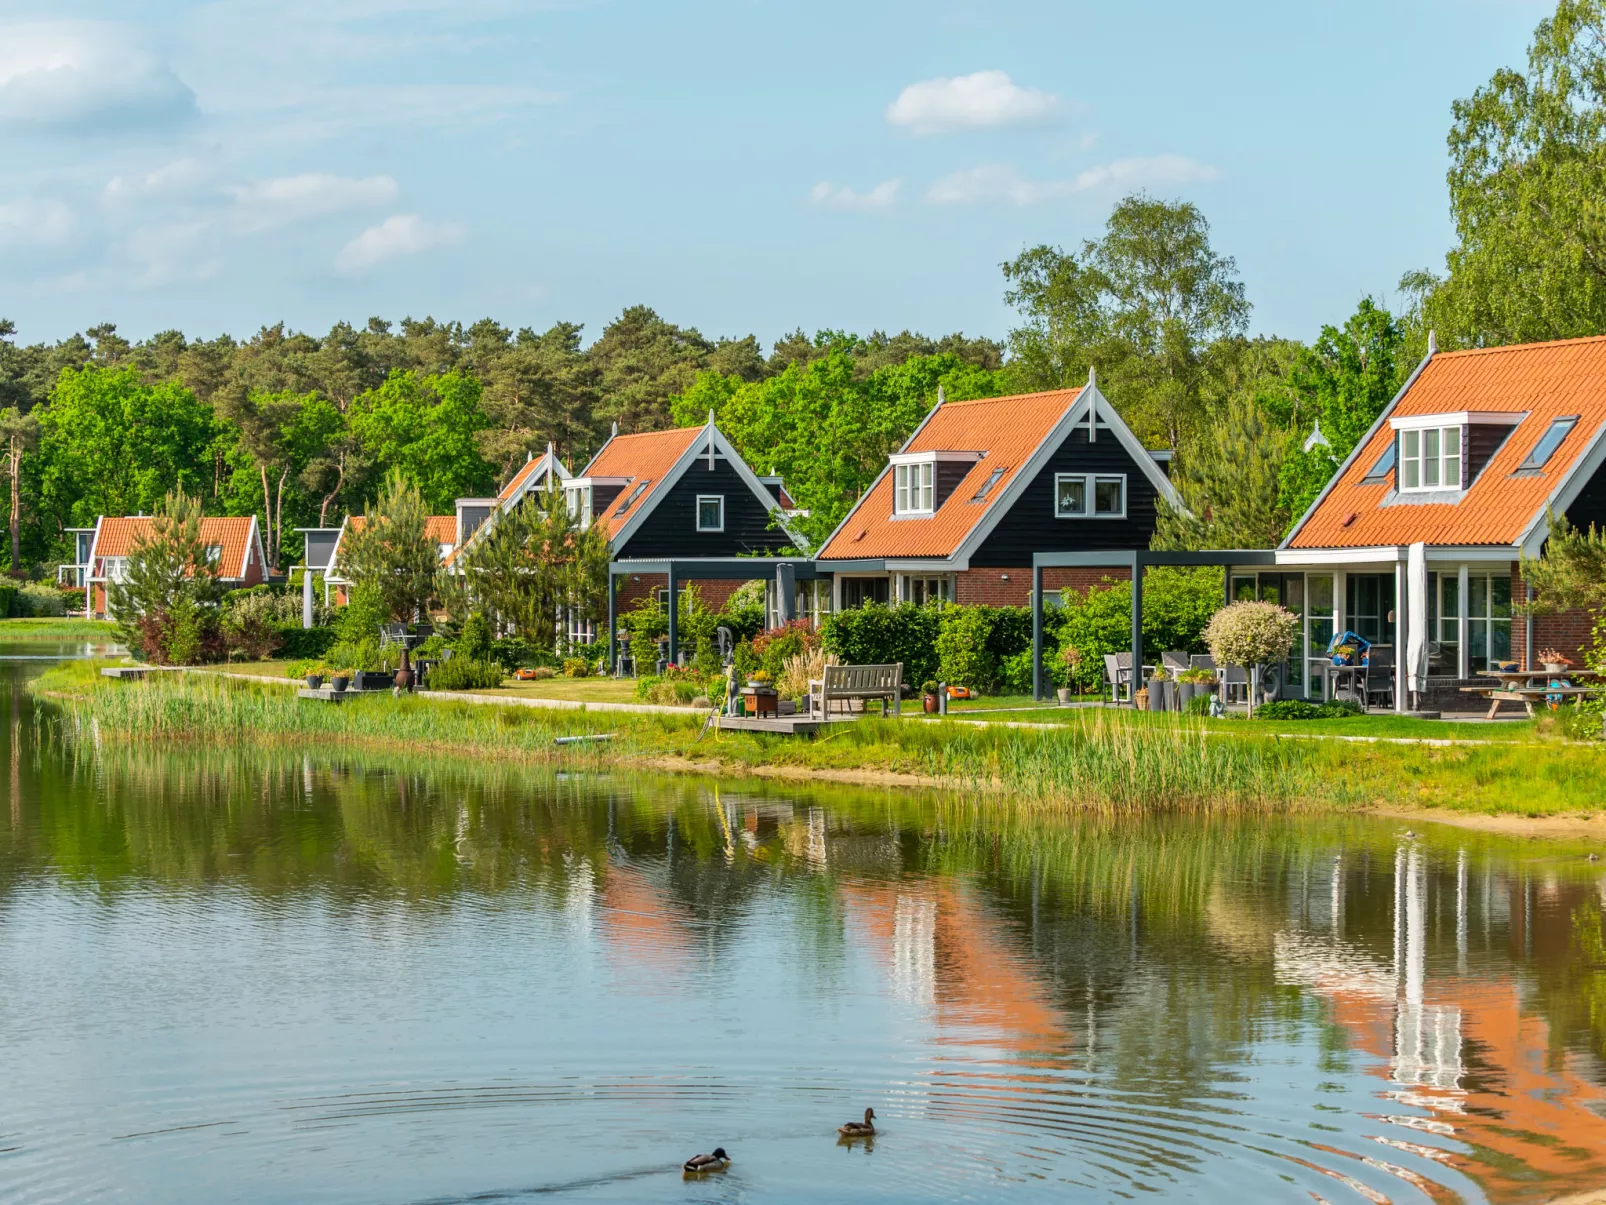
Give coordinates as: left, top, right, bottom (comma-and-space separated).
0, 617, 118, 640
32, 658, 1606, 819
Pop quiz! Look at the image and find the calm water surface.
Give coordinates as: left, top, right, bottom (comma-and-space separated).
1, 657, 1604, 1203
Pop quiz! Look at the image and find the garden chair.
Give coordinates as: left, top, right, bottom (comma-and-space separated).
1103, 653, 1133, 704
1220, 664, 1250, 704
1363, 644, 1395, 710
378, 622, 408, 648
1161, 651, 1190, 679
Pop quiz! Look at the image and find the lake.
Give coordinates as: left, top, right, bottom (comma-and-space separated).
1, 656, 1604, 1203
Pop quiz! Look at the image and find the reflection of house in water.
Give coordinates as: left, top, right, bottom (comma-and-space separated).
1271, 845, 1606, 1193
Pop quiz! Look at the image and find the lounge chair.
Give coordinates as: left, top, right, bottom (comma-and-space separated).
1161, 651, 1191, 679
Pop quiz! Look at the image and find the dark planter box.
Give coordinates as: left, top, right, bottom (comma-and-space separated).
354, 670, 392, 691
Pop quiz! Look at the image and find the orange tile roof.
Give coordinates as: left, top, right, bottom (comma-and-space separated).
817, 388, 1085, 560
342, 514, 456, 543
580, 426, 704, 539
1290, 335, 1606, 549
92, 515, 259, 579
495, 454, 554, 504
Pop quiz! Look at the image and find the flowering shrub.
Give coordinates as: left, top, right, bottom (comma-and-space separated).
1204, 601, 1299, 670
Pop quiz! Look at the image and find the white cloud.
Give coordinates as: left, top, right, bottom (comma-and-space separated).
0, 21, 196, 131
887, 71, 1059, 136
0, 199, 75, 250
105, 159, 211, 203
335, 213, 463, 274
809, 179, 900, 213
927, 156, 1220, 206
229, 172, 398, 231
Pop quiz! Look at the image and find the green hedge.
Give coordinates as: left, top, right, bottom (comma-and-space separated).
0, 584, 17, 618
425, 656, 506, 691
271, 626, 338, 659
821, 604, 942, 686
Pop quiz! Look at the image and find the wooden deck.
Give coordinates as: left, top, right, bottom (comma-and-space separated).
715, 714, 827, 736
101, 666, 179, 680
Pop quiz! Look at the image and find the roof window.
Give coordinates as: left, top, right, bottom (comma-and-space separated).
614, 479, 650, 516
1515, 416, 1578, 474
1360, 441, 1395, 484
970, 467, 1006, 501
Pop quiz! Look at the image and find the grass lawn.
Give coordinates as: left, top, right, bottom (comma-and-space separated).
0, 617, 119, 640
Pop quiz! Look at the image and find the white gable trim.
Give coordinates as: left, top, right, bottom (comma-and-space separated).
85, 514, 105, 570
608, 421, 806, 554
502, 450, 572, 509
1517, 414, 1606, 557
950, 383, 1180, 566
1280, 345, 1435, 549
241, 515, 264, 578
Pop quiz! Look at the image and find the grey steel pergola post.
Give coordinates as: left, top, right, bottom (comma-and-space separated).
1032, 562, 1044, 701
1130, 553, 1144, 705
607, 567, 617, 674
666, 561, 679, 667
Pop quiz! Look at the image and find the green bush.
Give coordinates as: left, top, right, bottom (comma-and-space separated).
1558, 698, 1604, 740
458, 612, 493, 662
1051, 567, 1221, 669
0, 583, 19, 618
1254, 699, 1362, 721
285, 658, 331, 680
16, 582, 68, 617
425, 656, 506, 690
822, 603, 940, 685
937, 605, 998, 692
1000, 649, 1036, 694
338, 583, 387, 646
273, 626, 337, 660
489, 635, 550, 672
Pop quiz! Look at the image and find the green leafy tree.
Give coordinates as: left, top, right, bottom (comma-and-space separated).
339, 470, 442, 623
37, 366, 216, 526
348, 369, 494, 511
1267, 299, 1408, 523
1003, 194, 1250, 450
216, 388, 344, 572
109, 490, 223, 665
453, 484, 609, 652
1410, 0, 1606, 346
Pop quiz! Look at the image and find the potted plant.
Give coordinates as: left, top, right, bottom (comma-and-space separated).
1204, 601, 1299, 719
1538, 647, 1573, 674
1176, 666, 1215, 711
922, 680, 940, 713
330, 671, 350, 692
304, 663, 327, 690
748, 668, 773, 690
1057, 646, 1080, 705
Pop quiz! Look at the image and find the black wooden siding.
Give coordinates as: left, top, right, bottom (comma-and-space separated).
935, 461, 974, 509
615, 457, 795, 558
968, 425, 1161, 567
1466, 424, 1516, 487
1564, 457, 1606, 533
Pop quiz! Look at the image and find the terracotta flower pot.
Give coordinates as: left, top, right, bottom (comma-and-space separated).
923, 694, 939, 713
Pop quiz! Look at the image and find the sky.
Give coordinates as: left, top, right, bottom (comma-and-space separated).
0, 0, 1547, 353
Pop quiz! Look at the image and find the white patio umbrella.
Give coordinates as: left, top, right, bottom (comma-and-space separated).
1407, 542, 1428, 707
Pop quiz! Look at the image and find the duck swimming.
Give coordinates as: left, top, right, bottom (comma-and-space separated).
683, 1148, 730, 1174
838, 1108, 876, 1137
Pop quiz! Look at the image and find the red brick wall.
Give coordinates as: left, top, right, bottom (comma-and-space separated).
612, 574, 746, 616
1514, 564, 1594, 669
954, 566, 1133, 606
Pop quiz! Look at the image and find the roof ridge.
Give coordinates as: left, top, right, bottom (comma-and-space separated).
1437, 332, 1606, 359
940, 386, 1085, 407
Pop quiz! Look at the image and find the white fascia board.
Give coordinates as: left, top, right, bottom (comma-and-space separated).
885, 558, 968, 572
1517, 414, 1606, 556
1390, 410, 1527, 430
1281, 345, 1436, 550
887, 450, 985, 466
1274, 545, 1406, 566
243, 515, 263, 578
85, 515, 105, 566
326, 515, 353, 575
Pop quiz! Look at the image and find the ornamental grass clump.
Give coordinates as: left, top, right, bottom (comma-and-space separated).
1203, 600, 1299, 717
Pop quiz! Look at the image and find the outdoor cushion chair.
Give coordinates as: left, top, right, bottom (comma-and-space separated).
1161, 651, 1191, 678
378, 622, 408, 647
1363, 644, 1395, 710
1189, 654, 1217, 673
1220, 664, 1250, 704
1102, 653, 1157, 704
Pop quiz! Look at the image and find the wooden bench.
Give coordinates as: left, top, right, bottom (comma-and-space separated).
808, 663, 902, 719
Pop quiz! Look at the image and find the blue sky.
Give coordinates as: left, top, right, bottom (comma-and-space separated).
0, 0, 1544, 352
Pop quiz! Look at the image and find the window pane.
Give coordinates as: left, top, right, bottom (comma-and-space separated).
1443, 427, 1461, 487
1309, 617, 1334, 659
1490, 575, 1511, 618
1469, 575, 1487, 619
1423, 428, 1441, 486
894, 466, 907, 513
1520, 416, 1577, 471
1094, 477, 1123, 515
1403, 431, 1420, 488
1308, 574, 1334, 614
1488, 619, 1511, 664
1441, 575, 1458, 618
1057, 476, 1086, 515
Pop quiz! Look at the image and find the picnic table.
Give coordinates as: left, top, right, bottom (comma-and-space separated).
1461, 670, 1605, 719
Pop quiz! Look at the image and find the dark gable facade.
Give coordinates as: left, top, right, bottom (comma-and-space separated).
616, 456, 795, 559
969, 422, 1163, 567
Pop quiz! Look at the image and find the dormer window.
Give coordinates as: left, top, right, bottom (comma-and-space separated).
894, 462, 934, 514
1400, 426, 1461, 491
1515, 416, 1578, 474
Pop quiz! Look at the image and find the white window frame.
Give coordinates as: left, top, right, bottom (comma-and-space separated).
102, 556, 129, 583
695, 494, 725, 532
1055, 473, 1126, 519
204, 544, 223, 564
894, 574, 951, 605
893, 462, 935, 516
1399, 426, 1462, 492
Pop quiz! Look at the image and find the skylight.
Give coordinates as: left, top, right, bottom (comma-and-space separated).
614, 479, 650, 516
1361, 441, 1395, 484
1516, 416, 1578, 473
971, 467, 1006, 501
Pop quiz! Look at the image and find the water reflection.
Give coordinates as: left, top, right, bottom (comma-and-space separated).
1, 667, 1604, 1203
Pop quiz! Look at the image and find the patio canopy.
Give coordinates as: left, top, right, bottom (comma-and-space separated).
607, 557, 827, 668
1030, 550, 1277, 701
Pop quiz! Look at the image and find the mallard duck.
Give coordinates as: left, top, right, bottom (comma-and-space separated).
682, 1148, 730, 1174
838, 1108, 876, 1137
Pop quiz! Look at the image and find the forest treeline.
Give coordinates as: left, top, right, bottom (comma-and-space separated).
2, 0, 1604, 570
